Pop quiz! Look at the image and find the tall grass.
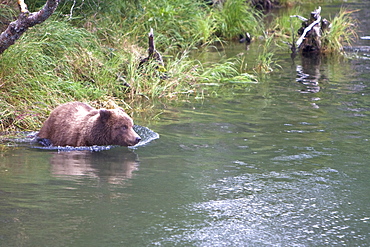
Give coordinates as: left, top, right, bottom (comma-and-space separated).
0, 21, 106, 130
0, 15, 259, 131
212, 0, 263, 39
199, 56, 257, 84
268, 6, 304, 43
91, 0, 213, 51
0, 3, 17, 32
65, 0, 262, 50
194, 12, 219, 46
1, 0, 355, 131
322, 8, 358, 53
254, 35, 279, 73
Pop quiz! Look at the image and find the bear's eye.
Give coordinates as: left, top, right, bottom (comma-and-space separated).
121, 125, 128, 130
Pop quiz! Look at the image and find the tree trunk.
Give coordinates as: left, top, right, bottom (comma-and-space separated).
295, 7, 330, 54
0, 0, 60, 55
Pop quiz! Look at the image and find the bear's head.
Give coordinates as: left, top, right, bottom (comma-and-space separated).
98, 108, 141, 146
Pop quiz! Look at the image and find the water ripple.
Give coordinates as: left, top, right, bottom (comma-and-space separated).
1, 125, 159, 151
157, 168, 367, 246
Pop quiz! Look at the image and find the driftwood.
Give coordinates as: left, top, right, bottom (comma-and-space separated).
291, 6, 331, 53
139, 28, 164, 68
0, 0, 60, 54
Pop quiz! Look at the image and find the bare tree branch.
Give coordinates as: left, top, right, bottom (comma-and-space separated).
296, 16, 321, 49
68, 0, 76, 20
138, 28, 165, 69
148, 28, 164, 67
0, 0, 60, 54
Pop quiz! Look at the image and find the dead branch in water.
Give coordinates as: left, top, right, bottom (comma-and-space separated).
290, 6, 331, 54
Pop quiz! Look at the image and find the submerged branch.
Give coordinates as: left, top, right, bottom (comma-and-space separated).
290, 15, 308, 22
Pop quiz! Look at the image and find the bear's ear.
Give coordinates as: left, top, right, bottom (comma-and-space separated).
99, 109, 111, 122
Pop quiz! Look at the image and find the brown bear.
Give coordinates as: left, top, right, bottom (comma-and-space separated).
37, 102, 141, 147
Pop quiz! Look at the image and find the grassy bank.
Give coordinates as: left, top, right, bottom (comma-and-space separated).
0, 0, 357, 131
0, 0, 263, 131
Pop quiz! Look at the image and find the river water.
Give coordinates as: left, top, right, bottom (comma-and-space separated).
1, 2, 370, 247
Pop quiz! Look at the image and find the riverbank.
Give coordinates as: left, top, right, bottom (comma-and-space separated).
0, 0, 357, 131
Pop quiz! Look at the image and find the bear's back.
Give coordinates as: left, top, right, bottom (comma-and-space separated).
38, 101, 141, 147
38, 102, 98, 146
61, 101, 94, 115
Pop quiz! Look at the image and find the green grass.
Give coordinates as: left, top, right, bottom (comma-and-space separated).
67, 0, 263, 51
322, 8, 358, 53
268, 6, 304, 42
0, 0, 358, 131
254, 35, 279, 73
0, 3, 17, 31
0, 21, 110, 130
0, 16, 260, 131
212, 0, 262, 40
198, 55, 257, 84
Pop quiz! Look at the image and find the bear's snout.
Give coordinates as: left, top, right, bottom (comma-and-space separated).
125, 130, 141, 146
135, 136, 141, 144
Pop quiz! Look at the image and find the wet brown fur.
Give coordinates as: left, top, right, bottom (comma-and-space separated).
37, 102, 141, 147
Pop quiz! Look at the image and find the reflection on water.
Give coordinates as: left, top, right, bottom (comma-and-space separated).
0, 125, 159, 186
296, 54, 324, 94
50, 150, 139, 184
